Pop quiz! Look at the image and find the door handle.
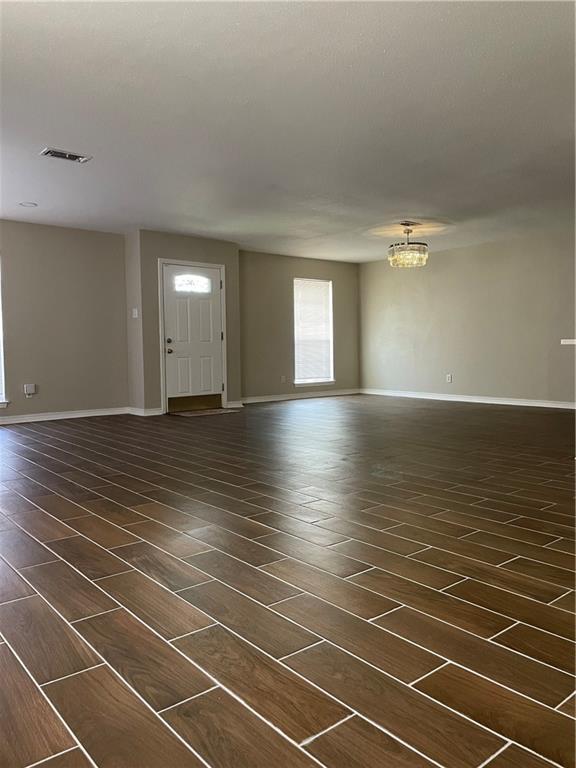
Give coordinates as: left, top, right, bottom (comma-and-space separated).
166, 338, 172, 344
166, 348, 173, 354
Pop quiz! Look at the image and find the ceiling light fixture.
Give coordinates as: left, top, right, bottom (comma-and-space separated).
388, 221, 429, 268
19, 201, 38, 207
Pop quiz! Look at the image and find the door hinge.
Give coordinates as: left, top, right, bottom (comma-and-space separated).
222, 383, 225, 392
221, 331, 224, 341
220, 280, 223, 289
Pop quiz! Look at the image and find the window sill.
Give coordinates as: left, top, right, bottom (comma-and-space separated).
294, 380, 335, 388
0, 400, 9, 409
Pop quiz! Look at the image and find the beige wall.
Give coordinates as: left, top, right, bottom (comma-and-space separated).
138, 230, 242, 408
360, 227, 575, 403
124, 231, 145, 411
240, 250, 360, 398
0, 220, 128, 416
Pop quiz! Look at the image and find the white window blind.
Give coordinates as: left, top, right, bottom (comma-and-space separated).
293, 278, 334, 384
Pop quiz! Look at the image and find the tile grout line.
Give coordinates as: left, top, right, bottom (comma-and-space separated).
5, 455, 576, 678
157, 684, 220, 714
4, 426, 576, 728
298, 712, 356, 747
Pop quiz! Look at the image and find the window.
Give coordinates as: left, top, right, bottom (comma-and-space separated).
293, 278, 334, 385
173, 274, 212, 293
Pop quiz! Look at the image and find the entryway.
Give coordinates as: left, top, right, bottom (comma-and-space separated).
160, 261, 226, 414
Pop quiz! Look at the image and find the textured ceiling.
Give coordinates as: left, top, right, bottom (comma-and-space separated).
1, 2, 574, 261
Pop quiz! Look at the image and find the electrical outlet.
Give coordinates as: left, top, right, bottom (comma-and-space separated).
280, 375, 286, 384
446, 373, 453, 383
23, 383, 37, 397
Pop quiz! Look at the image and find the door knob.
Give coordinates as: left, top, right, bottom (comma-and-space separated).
166, 337, 172, 343
167, 348, 173, 354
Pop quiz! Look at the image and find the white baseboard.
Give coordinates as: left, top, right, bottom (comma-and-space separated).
124, 407, 165, 417
361, 389, 576, 410
243, 389, 361, 404
0, 407, 130, 425
223, 401, 244, 409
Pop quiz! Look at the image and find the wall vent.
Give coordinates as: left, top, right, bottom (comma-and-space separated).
40, 147, 92, 163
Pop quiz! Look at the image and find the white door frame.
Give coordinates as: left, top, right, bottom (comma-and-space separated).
158, 258, 229, 414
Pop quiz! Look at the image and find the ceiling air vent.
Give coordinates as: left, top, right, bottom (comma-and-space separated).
40, 147, 92, 163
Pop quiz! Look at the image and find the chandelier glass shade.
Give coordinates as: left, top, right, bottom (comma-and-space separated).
388, 222, 429, 268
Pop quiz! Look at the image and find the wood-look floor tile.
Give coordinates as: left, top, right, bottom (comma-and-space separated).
124, 520, 212, 558
0, 489, 38, 515
263, 557, 397, 618
306, 714, 435, 768
276, 592, 442, 682
98, 570, 213, 639
353, 568, 512, 637
465, 531, 575, 570
558, 695, 575, 718
111, 541, 209, 591
0, 595, 100, 683
45, 665, 205, 767
244, 494, 334, 522
0, 528, 59, 568
8, 509, 77, 543
412, 547, 567, 603
377, 607, 573, 706
433, 509, 560, 545
502, 557, 575, 590
47, 536, 131, 580
22, 560, 117, 621
174, 625, 349, 742
257, 531, 368, 576
38, 748, 94, 767
181, 504, 275, 539
380, 524, 515, 564
61, 514, 140, 548
0, 557, 35, 603
286, 642, 503, 768
75, 608, 212, 710
0, 644, 75, 767
483, 744, 564, 768
131, 501, 209, 532
186, 525, 284, 566
164, 686, 317, 767
357, 505, 473, 537
315, 517, 426, 555
187, 549, 299, 605
331, 539, 462, 589
179, 579, 316, 657
33, 494, 91, 520
252, 511, 347, 546
493, 622, 575, 674
552, 591, 575, 612
447, 579, 575, 640
92, 485, 149, 508
82, 498, 145, 526
548, 538, 576, 554
415, 664, 575, 768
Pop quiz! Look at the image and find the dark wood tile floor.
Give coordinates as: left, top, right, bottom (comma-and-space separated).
0, 394, 574, 768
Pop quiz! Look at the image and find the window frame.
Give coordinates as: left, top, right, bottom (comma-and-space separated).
293, 277, 335, 386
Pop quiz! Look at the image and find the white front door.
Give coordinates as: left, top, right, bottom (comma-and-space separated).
163, 264, 224, 398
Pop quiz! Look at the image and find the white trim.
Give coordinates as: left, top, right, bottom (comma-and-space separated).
560, 339, 576, 345
223, 400, 244, 409
294, 380, 336, 387
0, 407, 129, 425
361, 389, 575, 410
243, 388, 361, 404
0, 400, 8, 408
124, 407, 164, 417
157, 258, 228, 414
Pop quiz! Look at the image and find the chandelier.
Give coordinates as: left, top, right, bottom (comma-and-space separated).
388, 221, 429, 268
